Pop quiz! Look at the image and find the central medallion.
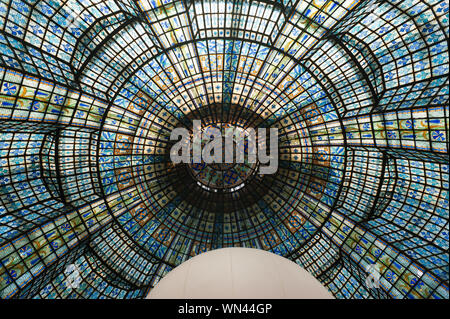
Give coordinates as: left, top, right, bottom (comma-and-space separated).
188, 123, 259, 192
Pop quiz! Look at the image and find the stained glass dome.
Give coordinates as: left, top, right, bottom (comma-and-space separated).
0, 0, 448, 299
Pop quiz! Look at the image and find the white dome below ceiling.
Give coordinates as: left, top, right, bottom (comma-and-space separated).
147, 247, 335, 299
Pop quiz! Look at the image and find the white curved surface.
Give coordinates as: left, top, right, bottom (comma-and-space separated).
147, 247, 334, 299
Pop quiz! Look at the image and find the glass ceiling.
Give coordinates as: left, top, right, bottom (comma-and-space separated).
0, 0, 448, 299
